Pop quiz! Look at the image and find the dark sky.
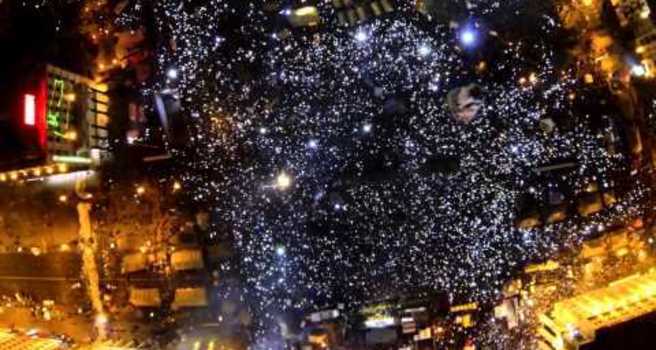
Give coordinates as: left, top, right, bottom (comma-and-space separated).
0, 1, 93, 87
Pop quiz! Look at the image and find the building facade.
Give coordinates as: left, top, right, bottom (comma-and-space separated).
0, 65, 110, 182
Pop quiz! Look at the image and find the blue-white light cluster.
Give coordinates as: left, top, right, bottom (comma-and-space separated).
121, 0, 651, 346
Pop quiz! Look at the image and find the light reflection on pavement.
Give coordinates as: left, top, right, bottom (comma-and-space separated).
0, 328, 63, 350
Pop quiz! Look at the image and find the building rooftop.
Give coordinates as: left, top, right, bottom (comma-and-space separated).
540, 269, 656, 348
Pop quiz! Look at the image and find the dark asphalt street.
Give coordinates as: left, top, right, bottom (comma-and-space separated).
0, 252, 83, 304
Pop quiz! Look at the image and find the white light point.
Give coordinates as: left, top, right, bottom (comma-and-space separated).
632, 64, 646, 77
459, 28, 477, 47
275, 246, 286, 256
355, 30, 368, 42
276, 172, 292, 190
166, 68, 179, 80
95, 313, 108, 326
418, 43, 432, 57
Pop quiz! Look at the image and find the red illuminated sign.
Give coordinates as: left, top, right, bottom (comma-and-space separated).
24, 94, 36, 126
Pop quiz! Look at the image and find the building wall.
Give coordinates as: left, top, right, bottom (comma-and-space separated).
44, 65, 109, 161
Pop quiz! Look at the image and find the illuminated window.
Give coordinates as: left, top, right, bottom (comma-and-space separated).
24, 94, 36, 126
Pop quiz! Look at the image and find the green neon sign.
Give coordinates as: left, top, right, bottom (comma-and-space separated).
54, 78, 65, 107
47, 112, 60, 128
47, 78, 69, 133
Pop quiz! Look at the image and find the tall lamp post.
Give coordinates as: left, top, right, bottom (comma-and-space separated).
76, 177, 107, 340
